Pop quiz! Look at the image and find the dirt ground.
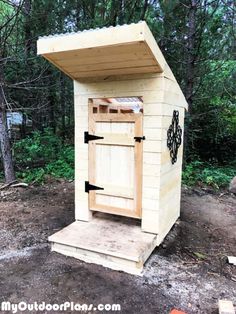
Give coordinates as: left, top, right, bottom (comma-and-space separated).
0, 181, 235, 314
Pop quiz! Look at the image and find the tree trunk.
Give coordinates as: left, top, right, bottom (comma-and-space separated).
0, 69, 16, 183
23, 0, 32, 57
60, 74, 66, 140
118, 0, 125, 24
185, 0, 197, 113
140, 0, 149, 20
20, 112, 27, 138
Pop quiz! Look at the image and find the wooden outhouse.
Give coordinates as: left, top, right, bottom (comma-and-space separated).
37, 21, 188, 275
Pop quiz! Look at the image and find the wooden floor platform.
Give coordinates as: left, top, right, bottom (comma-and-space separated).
49, 213, 157, 275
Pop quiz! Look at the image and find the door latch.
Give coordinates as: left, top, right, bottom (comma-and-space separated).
134, 136, 146, 142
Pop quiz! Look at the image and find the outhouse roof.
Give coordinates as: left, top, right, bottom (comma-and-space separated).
37, 22, 166, 80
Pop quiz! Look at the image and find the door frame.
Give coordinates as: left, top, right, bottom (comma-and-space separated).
88, 99, 143, 218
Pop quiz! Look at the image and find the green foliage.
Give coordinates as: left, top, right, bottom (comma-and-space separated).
14, 128, 62, 165
0, 172, 4, 182
182, 161, 235, 189
187, 60, 236, 162
149, 2, 236, 164
46, 146, 74, 180
19, 168, 46, 184
14, 129, 74, 184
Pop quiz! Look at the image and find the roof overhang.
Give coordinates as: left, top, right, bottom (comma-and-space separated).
37, 22, 166, 80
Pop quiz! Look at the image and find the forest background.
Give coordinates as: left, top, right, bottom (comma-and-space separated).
0, 0, 235, 188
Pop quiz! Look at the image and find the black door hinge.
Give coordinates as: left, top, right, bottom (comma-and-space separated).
84, 131, 104, 144
85, 181, 104, 193
134, 136, 146, 142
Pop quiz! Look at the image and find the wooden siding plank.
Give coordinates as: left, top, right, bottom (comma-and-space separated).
143, 152, 162, 165
73, 65, 160, 79
143, 116, 162, 129
68, 58, 156, 73
74, 78, 164, 95
143, 175, 160, 188
141, 209, 159, 234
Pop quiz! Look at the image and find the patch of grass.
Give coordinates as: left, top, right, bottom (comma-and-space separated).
0, 172, 4, 183
182, 160, 235, 189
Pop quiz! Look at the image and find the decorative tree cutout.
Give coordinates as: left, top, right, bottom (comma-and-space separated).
167, 110, 182, 164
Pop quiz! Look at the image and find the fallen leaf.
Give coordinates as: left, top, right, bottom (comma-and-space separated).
194, 252, 206, 259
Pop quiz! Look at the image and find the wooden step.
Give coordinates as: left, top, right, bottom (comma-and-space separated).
49, 213, 157, 275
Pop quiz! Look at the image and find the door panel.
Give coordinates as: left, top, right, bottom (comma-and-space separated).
88, 99, 143, 218
96, 144, 135, 189
96, 195, 134, 210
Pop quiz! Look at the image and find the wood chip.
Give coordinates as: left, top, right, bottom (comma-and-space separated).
0, 180, 18, 190
218, 300, 235, 314
11, 182, 28, 188
228, 256, 236, 266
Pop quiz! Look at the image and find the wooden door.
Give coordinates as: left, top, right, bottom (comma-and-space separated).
88, 99, 143, 218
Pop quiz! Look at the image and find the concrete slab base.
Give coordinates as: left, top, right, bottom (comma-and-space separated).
49, 213, 157, 275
